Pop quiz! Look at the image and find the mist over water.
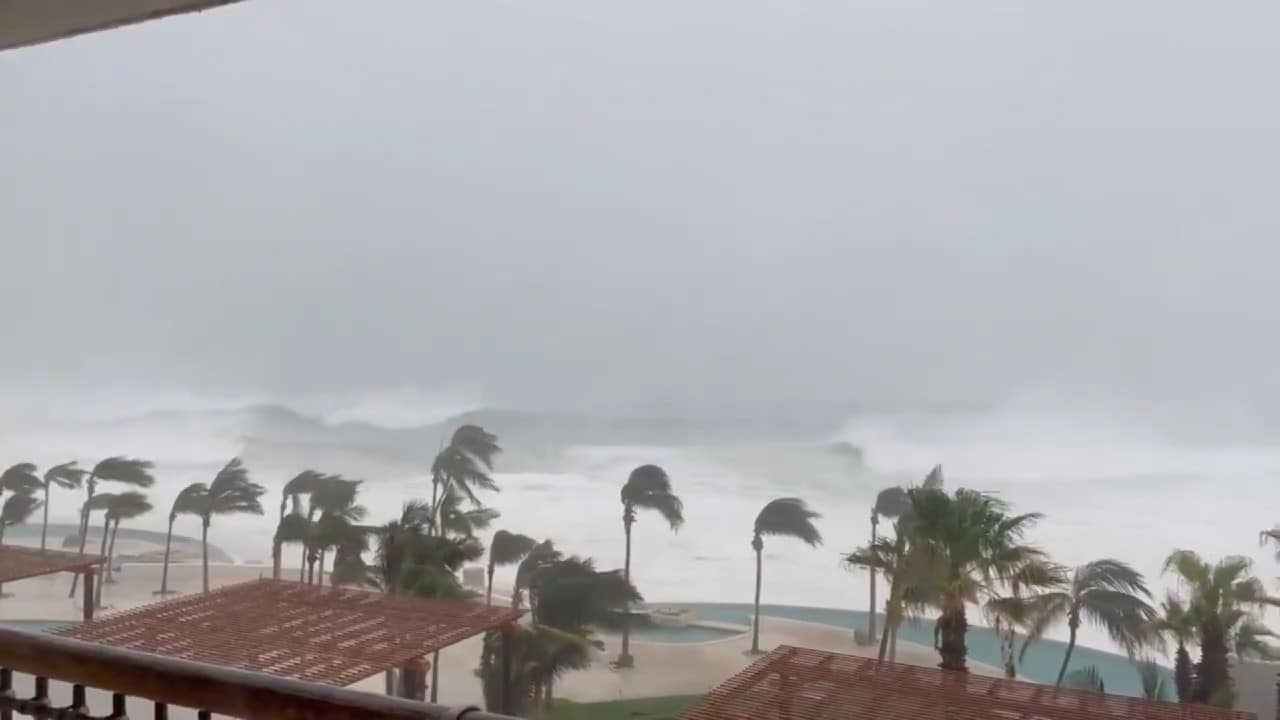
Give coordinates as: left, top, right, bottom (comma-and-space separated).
2, 382, 1276, 658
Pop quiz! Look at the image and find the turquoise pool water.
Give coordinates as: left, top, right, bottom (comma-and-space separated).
671, 603, 1168, 697
621, 623, 743, 644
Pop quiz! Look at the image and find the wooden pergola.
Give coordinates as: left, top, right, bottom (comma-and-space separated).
55, 579, 522, 710
0, 1, 245, 52
0, 545, 103, 621
681, 645, 1256, 720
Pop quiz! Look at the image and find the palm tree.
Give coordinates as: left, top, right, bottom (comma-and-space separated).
40, 462, 86, 550
0, 492, 42, 595
905, 486, 1043, 672
273, 470, 325, 579
1145, 592, 1197, 702
751, 498, 822, 654
487, 530, 536, 606
514, 540, 562, 611
616, 464, 683, 668
91, 491, 152, 607
157, 482, 207, 595
1164, 549, 1279, 706
197, 458, 266, 592
303, 477, 364, 585
69, 457, 154, 598
477, 624, 592, 719
1019, 558, 1156, 686
864, 465, 940, 643
983, 560, 1066, 679
429, 425, 501, 532
1, 463, 42, 497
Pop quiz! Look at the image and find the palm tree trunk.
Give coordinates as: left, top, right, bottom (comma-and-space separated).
889, 623, 899, 662
201, 519, 211, 593
751, 538, 764, 654
937, 604, 968, 672
40, 483, 50, 550
272, 534, 281, 580
318, 549, 326, 586
68, 481, 95, 598
486, 564, 495, 606
877, 580, 897, 661
1054, 620, 1079, 686
1174, 644, 1192, 703
93, 514, 110, 608
867, 511, 877, 640
618, 516, 635, 667
0, 524, 7, 595
299, 543, 307, 583
159, 516, 175, 594
1195, 627, 1230, 704
105, 519, 120, 584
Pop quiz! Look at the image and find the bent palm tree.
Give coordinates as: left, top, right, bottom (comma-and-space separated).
0, 492, 43, 595
304, 477, 364, 585
273, 470, 325, 579
438, 485, 500, 538
69, 457, 154, 598
864, 465, 939, 642
514, 540, 562, 610
1164, 549, 1278, 705
488, 530, 536, 606
40, 462, 86, 550
198, 458, 266, 592
617, 464, 683, 668
751, 498, 822, 653
984, 560, 1066, 679
429, 425, 501, 532
92, 491, 152, 607
158, 482, 207, 595
1020, 558, 1156, 686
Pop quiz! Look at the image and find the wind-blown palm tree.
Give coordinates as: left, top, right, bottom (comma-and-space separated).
1145, 592, 1197, 703
1019, 558, 1156, 686
1, 463, 42, 498
487, 530, 536, 606
40, 462, 86, 550
69, 457, 154, 598
1136, 659, 1171, 701
1164, 549, 1279, 706
514, 540, 562, 611
198, 458, 266, 592
0, 492, 42, 595
617, 464, 683, 668
273, 470, 325, 579
429, 425, 501, 532
751, 498, 822, 654
983, 560, 1066, 679
303, 477, 364, 585
157, 482, 207, 595
863, 465, 940, 642
906, 487, 1043, 672
91, 491, 152, 607
437, 485, 500, 539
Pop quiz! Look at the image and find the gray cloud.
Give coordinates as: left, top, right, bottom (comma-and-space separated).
2, 1, 1279, 419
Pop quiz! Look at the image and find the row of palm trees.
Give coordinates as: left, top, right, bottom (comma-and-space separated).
846, 468, 1280, 709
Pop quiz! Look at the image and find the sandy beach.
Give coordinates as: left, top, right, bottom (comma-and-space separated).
0, 561, 1002, 713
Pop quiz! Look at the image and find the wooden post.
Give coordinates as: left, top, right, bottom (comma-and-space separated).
82, 570, 95, 621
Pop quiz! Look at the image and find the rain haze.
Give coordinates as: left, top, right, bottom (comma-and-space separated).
3, 0, 1280, 704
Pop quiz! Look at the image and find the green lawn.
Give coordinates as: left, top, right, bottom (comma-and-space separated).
544, 695, 701, 720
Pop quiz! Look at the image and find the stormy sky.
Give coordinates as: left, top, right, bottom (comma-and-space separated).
2, 1, 1279, 419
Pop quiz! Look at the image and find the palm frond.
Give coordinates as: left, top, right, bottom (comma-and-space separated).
1136, 660, 1171, 701
1, 493, 42, 526
1234, 619, 1280, 660
169, 482, 208, 520
873, 485, 911, 519
44, 462, 87, 491
104, 491, 153, 521
490, 530, 537, 567
754, 497, 822, 547
0, 463, 41, 495
91, 457, 155, 488
1063, 665, 1105, 693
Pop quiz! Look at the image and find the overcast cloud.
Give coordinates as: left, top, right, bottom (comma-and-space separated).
2, 1, 1279, 419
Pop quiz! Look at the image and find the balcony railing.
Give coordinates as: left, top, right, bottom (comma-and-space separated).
0, 627, 519, 720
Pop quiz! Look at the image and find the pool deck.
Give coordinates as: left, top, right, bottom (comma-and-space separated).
0, 563, 1003, 707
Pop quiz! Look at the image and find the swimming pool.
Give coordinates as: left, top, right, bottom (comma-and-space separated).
666, 603, 1168, 697
619, 623, 744, 644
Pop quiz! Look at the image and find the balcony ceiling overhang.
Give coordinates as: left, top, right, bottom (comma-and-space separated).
0, 0, 242, 52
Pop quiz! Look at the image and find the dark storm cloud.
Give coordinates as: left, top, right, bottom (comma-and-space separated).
2, 1, 1279, 418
